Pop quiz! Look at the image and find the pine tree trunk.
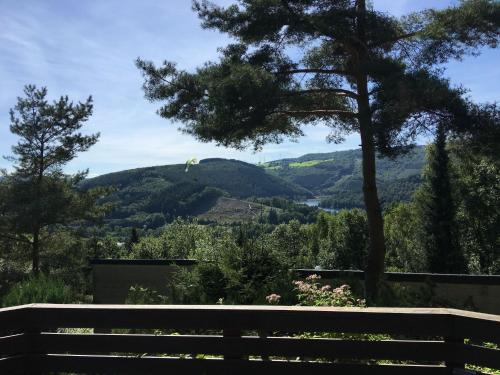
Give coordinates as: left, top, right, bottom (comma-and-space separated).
357, 80, 386, 302
355, 0, 386, 303
359, 121, 386, 303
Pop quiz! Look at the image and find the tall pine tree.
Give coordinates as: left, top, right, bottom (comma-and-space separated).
417, 124, 466, 274
1, 85, 100, 274
137, 0, 499, 300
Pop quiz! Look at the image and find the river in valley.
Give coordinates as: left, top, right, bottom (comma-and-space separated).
299, 198, 339, 214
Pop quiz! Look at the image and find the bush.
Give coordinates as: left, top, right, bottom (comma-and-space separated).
125, 285, 168, 304
1, 274, 74, 307
292, 274, 365, 307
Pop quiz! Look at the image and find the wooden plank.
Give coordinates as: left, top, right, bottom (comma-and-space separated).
0, 305, 31, 331
0, 355, 36, 374
452, 314, 500, 344
40, 333, 458, 362
27, 304, 454, 337
40, 354, 450, 375
459, 344, 500, 369
0, 333, 29, 357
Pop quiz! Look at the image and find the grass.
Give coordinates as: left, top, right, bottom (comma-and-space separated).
289, 159, 333, 168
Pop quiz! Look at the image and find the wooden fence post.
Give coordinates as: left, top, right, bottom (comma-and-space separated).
26, 326, 42, 375
223, 328, 242, 360
445, 314, 466, 375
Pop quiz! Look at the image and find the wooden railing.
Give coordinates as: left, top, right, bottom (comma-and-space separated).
1, 304, 499, 374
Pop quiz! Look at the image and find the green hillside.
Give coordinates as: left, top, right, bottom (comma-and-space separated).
83, 147, 426, 229
262, 146, 426, 208
82, 158, 312, 229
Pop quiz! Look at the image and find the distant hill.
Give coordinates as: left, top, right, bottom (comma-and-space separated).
262, 146, 426, 208
82, 147, 426, 229
82, 158, 311, 229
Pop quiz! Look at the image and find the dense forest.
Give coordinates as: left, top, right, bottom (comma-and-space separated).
80, 158, 312, 231
263, 146, 425, 208
78, 147, 425, 231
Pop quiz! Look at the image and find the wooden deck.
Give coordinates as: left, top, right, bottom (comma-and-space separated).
1, 304, 499, 374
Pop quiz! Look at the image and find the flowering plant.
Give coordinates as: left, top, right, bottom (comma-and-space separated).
293, 275, 365, 307
265, 293, 281, 305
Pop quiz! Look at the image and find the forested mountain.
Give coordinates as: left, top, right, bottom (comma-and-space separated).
82, 158, 312, 228
81, 147, 426, 229
262, 146, 426, 208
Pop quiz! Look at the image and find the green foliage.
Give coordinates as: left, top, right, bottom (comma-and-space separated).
126, 285, 168, 305
415, 129, 466, 273
268, 220, 310, 268
136, 1, 494, 153
2, 274, 73, 307
384, 203, 426, 273
253, 197, 319, 223
316, 209, 369, 270
128, 218, 218, 260
195, 263, 228, 303
451, 142, 500, 274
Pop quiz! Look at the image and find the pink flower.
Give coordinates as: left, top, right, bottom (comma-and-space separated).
266, 294, 281, 305
306, 274, 321, 282
320, 285, 332, 292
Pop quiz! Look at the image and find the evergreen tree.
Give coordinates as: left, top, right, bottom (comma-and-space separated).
417, 124, 465, 274
137, 0, 499, 300
1, 85, 100, 274
126, 228, 141, 251
267, 208, 278, 225
451, 103, 500, 273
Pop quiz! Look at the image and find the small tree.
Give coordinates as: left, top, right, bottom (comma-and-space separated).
1, 85, 100, 274
416, 124, 466, 274
126, 228, 141, 251
137, 0, 499, 301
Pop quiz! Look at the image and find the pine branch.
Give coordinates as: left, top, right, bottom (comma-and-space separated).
275, 68, 354, 77
276, 109, 358, 117
287, 88, 358, 99
370, 31, 420, 48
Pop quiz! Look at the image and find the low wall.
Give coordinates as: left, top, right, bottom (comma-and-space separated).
91, 259, 197, 304
295, 269, 500, 314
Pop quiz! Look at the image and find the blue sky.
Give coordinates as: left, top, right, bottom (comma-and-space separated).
0, 0, 498, 177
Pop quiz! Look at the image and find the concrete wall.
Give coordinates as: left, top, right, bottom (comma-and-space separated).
295, 269, 500, 315
92, 259, 196, 304
92, 260, 500, 314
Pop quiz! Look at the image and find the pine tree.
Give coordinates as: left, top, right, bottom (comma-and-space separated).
418, 124, 466, 274
137, 0, 499, 301
1, 85, 100, 274
267, 208, 278, 225
126, 228, 141, 251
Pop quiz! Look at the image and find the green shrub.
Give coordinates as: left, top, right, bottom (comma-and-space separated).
125, 285, 168, 304
1, 274, 74, 307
